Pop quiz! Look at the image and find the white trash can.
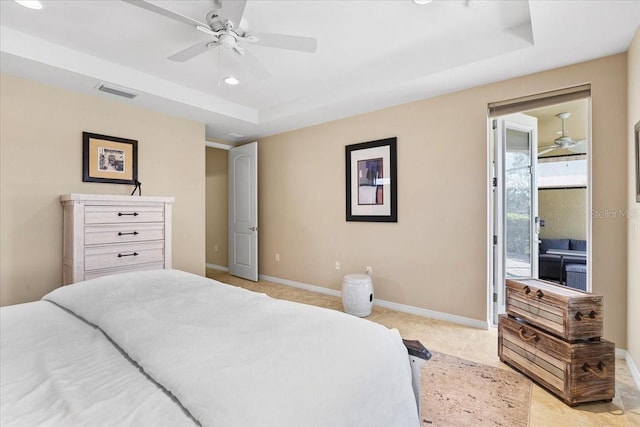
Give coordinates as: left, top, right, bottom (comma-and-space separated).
342, 274, 374, 317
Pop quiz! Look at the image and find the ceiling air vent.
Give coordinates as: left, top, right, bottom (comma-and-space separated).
225, 133, 245, 140
96, 83, 138, 99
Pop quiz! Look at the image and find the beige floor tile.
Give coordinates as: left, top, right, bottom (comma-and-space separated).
457, 329, 503, 368
407, 319, 476, 357
205, 268, 640, 426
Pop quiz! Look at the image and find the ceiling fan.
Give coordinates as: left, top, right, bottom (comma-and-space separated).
538, 112, 587, 156
122, 0, 317, 79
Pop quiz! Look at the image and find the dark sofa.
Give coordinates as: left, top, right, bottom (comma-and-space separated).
538, 238, 586, 283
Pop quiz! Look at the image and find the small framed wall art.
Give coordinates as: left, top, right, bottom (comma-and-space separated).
345, 137, 397, 222
83, 132, 138, 185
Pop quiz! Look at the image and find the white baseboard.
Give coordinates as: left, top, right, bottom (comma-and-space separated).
626, 351, 640, 391
260, 274, 488, 330
259, 274, 341, 297
611, 348, 640, 391
206, 263, 228, 272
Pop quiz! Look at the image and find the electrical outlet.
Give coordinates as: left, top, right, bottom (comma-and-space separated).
335, 261, 341, 270
275, 253, 280, 262
366, 266, 372, 275
214, 244, 218, 252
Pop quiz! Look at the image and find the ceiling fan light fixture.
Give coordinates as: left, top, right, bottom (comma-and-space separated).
555, 135, 573, 144
14, 0, 43, 9
223, 76, 240, 86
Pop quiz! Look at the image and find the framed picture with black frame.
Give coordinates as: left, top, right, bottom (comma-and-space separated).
635, 120, 640, 203
83, 132, 138, 185
345, 137, 397, 222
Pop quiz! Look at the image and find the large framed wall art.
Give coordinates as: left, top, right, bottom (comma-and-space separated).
635, 120, 640, 203
345, 137, 397, 222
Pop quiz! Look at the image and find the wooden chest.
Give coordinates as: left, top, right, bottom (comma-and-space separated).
506, 279, 603, 341
498, 314, 614, 406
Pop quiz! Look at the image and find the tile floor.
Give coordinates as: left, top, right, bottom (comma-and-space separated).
206, 269, 640, 427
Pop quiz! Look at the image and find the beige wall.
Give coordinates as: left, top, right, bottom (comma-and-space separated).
0, 74, 206, 306
539, 189, 587, 240
258, 53, 629, 347
627, 27, 640, 375
206, 147, 228, 267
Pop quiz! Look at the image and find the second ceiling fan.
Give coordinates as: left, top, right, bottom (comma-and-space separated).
538, 112, 587, 156
123, 0, 317, 79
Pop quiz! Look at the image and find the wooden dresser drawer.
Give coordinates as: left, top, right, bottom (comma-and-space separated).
498, 314, 614, 406
506, 279, 603, 341
84, 241, 165, 271
85, 205, 165, 224
85, 223, 164, 245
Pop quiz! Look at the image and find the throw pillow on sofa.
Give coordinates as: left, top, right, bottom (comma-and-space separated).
539, 238, 570, 254
569, 239, 587, 251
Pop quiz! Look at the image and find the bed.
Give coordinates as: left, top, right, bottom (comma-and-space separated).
1, 269, 422, 426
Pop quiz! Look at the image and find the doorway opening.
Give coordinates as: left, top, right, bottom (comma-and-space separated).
489, 88, 591, 325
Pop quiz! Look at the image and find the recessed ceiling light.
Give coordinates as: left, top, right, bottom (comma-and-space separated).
414, 0, 433, 4
14, 0, 43, 9
223, 76, 240, 86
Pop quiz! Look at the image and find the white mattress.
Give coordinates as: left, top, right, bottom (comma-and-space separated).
2, 269, 419, 426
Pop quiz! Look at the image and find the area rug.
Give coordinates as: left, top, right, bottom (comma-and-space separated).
421, 351, 532, 426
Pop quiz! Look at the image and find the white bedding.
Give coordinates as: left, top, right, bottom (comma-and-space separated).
3, 269, 418, 426
0, 301, 196, 426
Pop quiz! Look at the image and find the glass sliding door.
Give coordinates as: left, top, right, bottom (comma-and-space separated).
505, 127, 536, 278
493, 113, 538, 322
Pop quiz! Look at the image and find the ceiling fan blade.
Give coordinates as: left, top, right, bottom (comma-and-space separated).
249, 32, 317, 53
220, 0, 247, 27
567, 139, 587, 153
239, 48, 270, 80
122, 0, 208, 28
538, 146, 557, 156
169, 41, 214, 62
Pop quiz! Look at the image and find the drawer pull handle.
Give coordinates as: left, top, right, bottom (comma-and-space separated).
518, 327, 538, 342
523, 286, 531, 295
118, 231, 139, 236
535, 289, 544, 299
581, 362, 607, 378
118, 212, 139, 217
117, 252, 139, 258
575, 310, 598, 321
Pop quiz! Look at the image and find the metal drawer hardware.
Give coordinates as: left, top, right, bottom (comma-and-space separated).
518, 327, 539, 342
117, 252, 139, 258
575, 310, 597, 321
523, 285, 544, 299
118, 231, 139, 236
118, 212, 139, 216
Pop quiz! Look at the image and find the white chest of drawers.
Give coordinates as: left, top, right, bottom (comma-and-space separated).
61, 193, 174, 285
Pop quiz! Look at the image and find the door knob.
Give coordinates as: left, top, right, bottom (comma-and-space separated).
248, 226, 258, 231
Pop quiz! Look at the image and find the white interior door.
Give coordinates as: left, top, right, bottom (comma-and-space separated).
493, 113, 538, 322
228, 142, 258, 281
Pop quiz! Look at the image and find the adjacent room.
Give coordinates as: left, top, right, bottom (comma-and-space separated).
1, 1, 639, 426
